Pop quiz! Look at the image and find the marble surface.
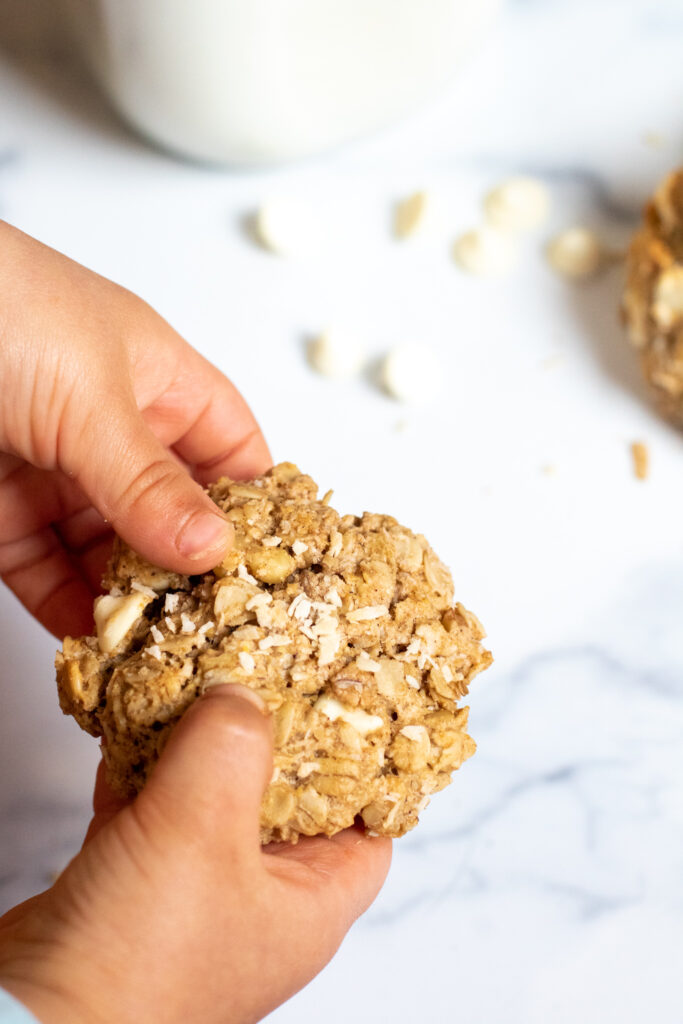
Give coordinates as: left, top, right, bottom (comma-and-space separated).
1, 1, 683, 1021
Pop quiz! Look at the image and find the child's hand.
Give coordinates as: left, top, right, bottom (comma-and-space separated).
0, 220, 270, 639
0, 684, 392, 1024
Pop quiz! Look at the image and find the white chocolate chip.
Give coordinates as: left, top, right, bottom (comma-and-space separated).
261, 536, 282, 547
484, 177, 550, 232
546, 227, 604, 278
291, 540, 308, 556
254, 198, 318, 257
395, 191, 429, 239
246, 593, 273, 611
453, 226, 518, 276
318, 633, 341, 666
307, 327, 365, 379
315, 695, 383, 736
94, 593, 151, 654
380, 344, 442, 403
328, 530, 343, 557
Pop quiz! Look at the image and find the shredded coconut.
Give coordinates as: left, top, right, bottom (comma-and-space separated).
259, 634, 291, 650
347, 605, 389, 622
164, 593, 180, 614
150, 625, 164, 644
400, 725, 429, 742
356, 651, 381, 673
164, 616, 176, 634
131, 581, 157, 599
180, 613, 196, 635
237, 564, 258, 585
318, 633, 340, 666
328, 531, 342, 558
198, 621, 214, 635
406, 675, 420, 689
238, 651, 255, 673
246, 593, 273, 611
324, 587, 342, 608
145, 645, 162, 661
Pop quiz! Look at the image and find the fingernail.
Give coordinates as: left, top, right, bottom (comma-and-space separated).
204, 682, 269, 715
177, 510, 233, 560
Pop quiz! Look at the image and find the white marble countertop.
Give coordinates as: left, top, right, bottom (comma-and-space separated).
1, 2, 683, 1021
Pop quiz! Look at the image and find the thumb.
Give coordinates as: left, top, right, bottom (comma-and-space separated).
137, 684, 273, 858
74, 395, 234, 573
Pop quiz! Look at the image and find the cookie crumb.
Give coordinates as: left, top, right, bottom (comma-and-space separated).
630, 441, 649, 480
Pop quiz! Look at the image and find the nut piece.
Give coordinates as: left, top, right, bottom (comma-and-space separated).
246, 548, 296, 584
94, 593, 151, 654
546, 227, 604, 278
395, 191, 428, 239
484, 177, 550, 232
453, 226, 517, 276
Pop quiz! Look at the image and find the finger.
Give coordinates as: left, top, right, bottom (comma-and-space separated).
0, 525, 96, 637
69, 392, 235, 575
267, 827, 392, 929
83, 760, 131, 846
136, 684, 273, 865
140, 346, 271, 484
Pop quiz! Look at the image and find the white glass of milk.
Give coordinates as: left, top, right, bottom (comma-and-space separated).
64, 0, 502, 165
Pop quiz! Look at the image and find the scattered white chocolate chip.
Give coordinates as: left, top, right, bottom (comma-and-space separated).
254, 198, 318, 257
261, 536, 282, 547
238, 651, 255, 673
347, 605, 389, 622
94, 592, 151, 655
307, 327, 366, 379
291, 540, 308, 556
150, 624, 164, 644
453, 226, 518, 276
395, 191, 429, 239
483, 177, 550, 232
380, 344, 442, 403
315, 695, 383, 736
546, 227, 604, 278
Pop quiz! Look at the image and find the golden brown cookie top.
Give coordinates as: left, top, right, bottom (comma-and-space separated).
57, 463, 492, 842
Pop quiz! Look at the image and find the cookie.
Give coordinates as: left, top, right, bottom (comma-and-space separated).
56, 463, 492, 843
622, 168, 683, 423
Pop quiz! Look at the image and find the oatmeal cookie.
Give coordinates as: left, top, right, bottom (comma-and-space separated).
623, 168, 683, 423
56, 463, 492, 843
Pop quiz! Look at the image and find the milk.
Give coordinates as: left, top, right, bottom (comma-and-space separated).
64, 0, 501, 165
